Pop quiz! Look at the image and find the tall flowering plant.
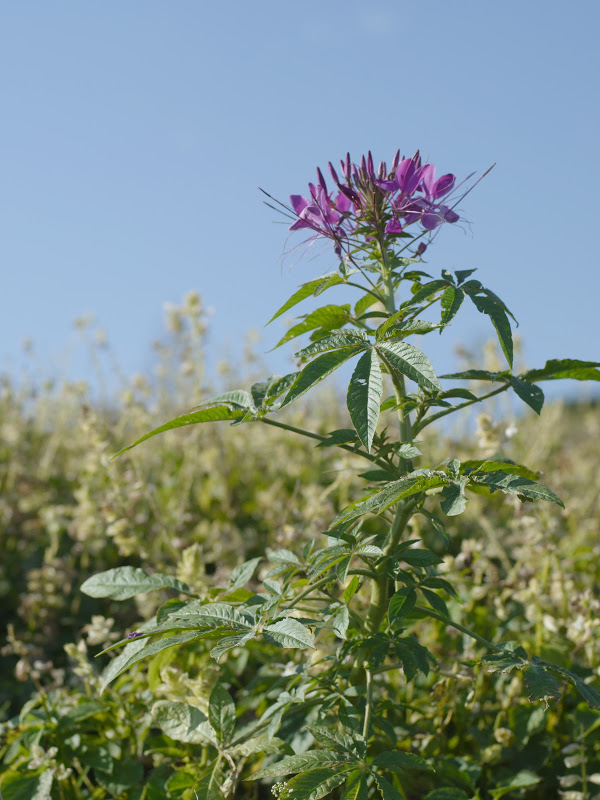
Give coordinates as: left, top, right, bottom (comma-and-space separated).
83, 149, 600, 799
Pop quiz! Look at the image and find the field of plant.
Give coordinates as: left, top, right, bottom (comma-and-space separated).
1, 294, 599, 799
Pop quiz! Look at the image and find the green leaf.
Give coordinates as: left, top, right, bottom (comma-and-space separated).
373, 749, 433, 772
523, 358, 600, 382
228, 557, 262, 591
229, 735, 286, 757
455, 268, 477, 284
81, 567, 191, 600
333, 473, 447, 526
274, 304, 352, 349
284, 768, 350, 800
268, 274, 343, 323
95, 760, 143, 797
424, 790, 470, 800
296, 330, 370, 360
389, 589, 417, 626
151, 701, 215, 745
375, 773, 404, 800
263, 619, 316, 649
439, 369, 506, 381
537, 660, 600, 709
196, 389, 254, 410
308, 726, 366, 758
195, 758, 224, 800
377, 341, 442, 393
510, 376, 544, 414
210, 631, 255, 661
462, 459, 538, 480
440, 286, 465, 327
342, 774, 369, 800
343, 575, 360, 604
489, 771, 540, 799
208, 684, 235, 743
440, 481, 469, 516
421, 588, 450, 619
470, 294, 513, 367
0, 770, 53, 800
328, 606, 350, 639
316, 428, 359, 448
102, 631, 204, 686
399, 549, 443, 567
470, 471, 564, 507
523, 665, 561, 704
347, 348, 383, 452
404, 279, 450, 306
249, 751, 345, 779
171, 602, 252, 629
113, 405, 244, 456
280, 347, 365, 408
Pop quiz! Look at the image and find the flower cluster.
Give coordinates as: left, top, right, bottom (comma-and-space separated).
289, 149, 460, 255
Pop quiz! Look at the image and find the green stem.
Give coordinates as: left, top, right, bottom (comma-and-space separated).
285, 576, 333, 609
413, 605, 501, 652
258, 417, 388, 468
362, 668, 373, 740
414, 383, 510, 434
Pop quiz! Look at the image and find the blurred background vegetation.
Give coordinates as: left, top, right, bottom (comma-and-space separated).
1, 295, 600, 798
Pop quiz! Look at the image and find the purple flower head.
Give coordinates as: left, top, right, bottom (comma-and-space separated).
288, 148, 461, 254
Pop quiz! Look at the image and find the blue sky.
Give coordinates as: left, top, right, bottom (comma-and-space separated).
1, 1, 599, 401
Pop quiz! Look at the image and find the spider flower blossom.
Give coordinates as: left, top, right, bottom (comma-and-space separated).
288, 150, 460, 251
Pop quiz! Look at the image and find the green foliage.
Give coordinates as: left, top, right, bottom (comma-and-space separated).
2, 179, 600, 800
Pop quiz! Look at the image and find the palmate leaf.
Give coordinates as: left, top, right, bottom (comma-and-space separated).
113, 405, 244, 457
280, 346, 366, 409
81, 567, 191, 600
347, 348, 383, 452
376, 341, 442, 393
268, 273, 344, 324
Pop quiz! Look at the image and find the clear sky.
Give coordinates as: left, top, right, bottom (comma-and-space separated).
1, 1, 599, 401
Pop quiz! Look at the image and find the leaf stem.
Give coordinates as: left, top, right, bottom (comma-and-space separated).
414, 383, 511, 434
362, 668, 373, 740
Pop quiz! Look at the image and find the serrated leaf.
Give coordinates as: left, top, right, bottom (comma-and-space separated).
285, 768, 350, 800
333, 473, 447, 526
81, 567, 191, 600
440, 286, 465, 327
263, 619, 315, 649
229, 735, 286, 757
197, 390, 254, 410
113, 405, 244, 456
101, 631, 204, 687
397, 442, 422, 459
404, 279, 450, 307
421, 588, 450, 618
249, 751, 345, 779
538, 660, 600, 709
523, 665, 561, 704
172, 602, 252, 629
308, 726, 366, 758
373, 749, 433, 772
510, 376, 544, 414
280, 347, 365, 409
274, 304, 352, 349
316, 428, 359, 448
462, 459, 538, 480
389, 589, 416, 626
375, 773, 404, 800
523, 358, 600, 382
208, 684, 235, 743
470, 294, 513, 367
210, 631, 254, 661
296, 330, 370, 360
377, 341, 442, 393
347, 349, 383, 452
151, 701, 215, 745
471, 471, 564, 507
228, 557, 262, 591
268, 274, 343, 324
328, 606, 350, 639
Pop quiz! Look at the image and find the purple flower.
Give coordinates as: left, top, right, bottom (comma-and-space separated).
288, 149, 461, 254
